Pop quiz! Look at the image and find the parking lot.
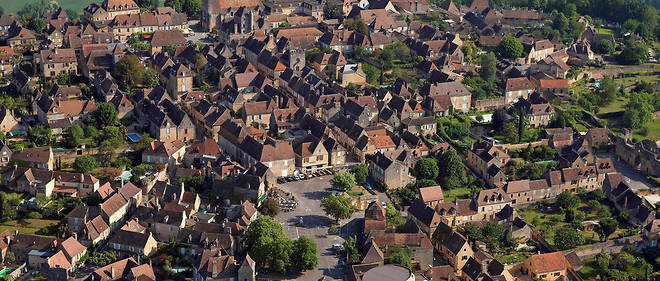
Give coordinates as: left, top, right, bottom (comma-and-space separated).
265, 175, 365, 281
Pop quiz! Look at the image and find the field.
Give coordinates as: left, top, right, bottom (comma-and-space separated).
3, 0, 135, 14
0, 219, 60, 237
595, 27, 614, 35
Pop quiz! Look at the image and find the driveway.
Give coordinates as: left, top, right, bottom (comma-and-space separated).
263, 175, 365, 281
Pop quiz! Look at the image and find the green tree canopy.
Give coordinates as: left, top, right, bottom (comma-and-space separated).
291, 236, 318, 270
28, 125, 55, 146
623, 92, 655, 129
331, 170, 357, 191
497, 36, 524, 59
554, 227, 585, 250
351, 163, 368, 185
556, 190, 580, 210
617, 41, 648, 65
73, 155, 98, 174
95, 103, 119, 128
437, 150, 467, 189
66, 124, 84, 148
259, 198, 280, 216
414, 158, 438, 180
320, 194, 355, 222
112, 54, 143, 90
479, 52, 497, 81
244, 216, 292, 274
596, 218, 618, 241
385, 247, 413, 270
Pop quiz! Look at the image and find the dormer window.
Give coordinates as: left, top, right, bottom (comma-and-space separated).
52, 108, 57, 113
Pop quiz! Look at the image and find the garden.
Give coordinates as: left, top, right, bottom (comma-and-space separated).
517, 190, 636, 251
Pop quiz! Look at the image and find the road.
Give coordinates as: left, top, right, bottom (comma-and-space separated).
263, 175, 365, 281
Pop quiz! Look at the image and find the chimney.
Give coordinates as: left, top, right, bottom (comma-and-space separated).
111, 266, 116, 279
481, 260, 488, 274
73, 232, 77, 240
225, 227, 231, 234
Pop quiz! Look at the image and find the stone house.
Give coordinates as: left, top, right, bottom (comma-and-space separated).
84, 0, 140, 25
293, 135, 330, 173
37, 48, 78, 78
150, 30, 187, 55
10, 146, 54, 170
521, 252, 568, 281
162, 63, 193, 99
466, 142, 509, 187
107, 230, 158, 257
0, 108, 20, 134
420, 81, 471, 113
504, 77, 535, 104
142, 140, 186, 166
367, 152, 414, 189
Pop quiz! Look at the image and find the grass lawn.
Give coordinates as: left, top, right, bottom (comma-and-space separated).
595, 28, 614, 35
4, 0, 97, 14
347, 186, 368, 198
613, 72, 660, 88
443, 187, 472, 202
633, 118, 660, 141
0, 219, 60, 237
598, 97, 629, 115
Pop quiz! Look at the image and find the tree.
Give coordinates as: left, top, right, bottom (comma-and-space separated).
344, 236, 360, 264
323, 3, 343, 19
497, 36, 524, 59
596, 218, 618, 241
623, 92, 654, 129
414, 158, 438, 180
98, 140, 116, 165
437, 150, 467, 189
385, 206, 406, 228
291, 236, 318, 270
55, 73, 69, 85
553, 227, 585, 250
245, 216, 292, 274
331, 170, 356, 191
479, 52, 497, 81
164, 0, 182, 11
95, 103, 119, 128
135, 133, 154, 151
385, 247, 413, 270
617, 41, 648, 65
135, 0, 155, 8
112, 55, 143, 90
142, 68, 160, 88
259, 198, 280, 216
320, 194, 355, 222
74, 155, 98, 174
598, 77, 618, 105
28, 125, 55, 146
351, 163, 368, 185
595, 39, 614, 54
66, 124, 84, 148
344, 18, 368, 35
102, 126, 124, 148
181, 0, 201, 19
556, 190, 579, 210
553, 13, 569, 31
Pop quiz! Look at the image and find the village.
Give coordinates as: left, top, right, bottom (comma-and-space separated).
0, 0, 657, 279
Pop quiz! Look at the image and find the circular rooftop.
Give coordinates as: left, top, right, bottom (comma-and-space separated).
362, 264, 414, 281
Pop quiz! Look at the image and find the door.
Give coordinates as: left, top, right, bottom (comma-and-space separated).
282, 170, 287, 177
